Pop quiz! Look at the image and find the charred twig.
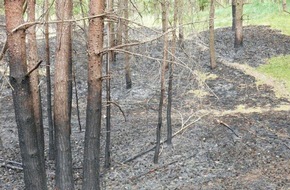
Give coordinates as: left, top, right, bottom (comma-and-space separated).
216, 119, 240, 137
108, 101, 127, 122
25, 60, 43, 77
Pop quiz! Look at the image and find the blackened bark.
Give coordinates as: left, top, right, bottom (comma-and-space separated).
27, 0, 45, 166
154, 0, 168, 164
44, 0, 55, 161
54, 0, 74, 189
82, 0, 104, 188
4, 0, 47, 189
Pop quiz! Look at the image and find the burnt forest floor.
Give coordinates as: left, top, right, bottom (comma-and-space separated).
1, 23, 290, 189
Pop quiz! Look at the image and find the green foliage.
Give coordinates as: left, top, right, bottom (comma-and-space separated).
198, 0, 209, 11
258, 55, 290, 92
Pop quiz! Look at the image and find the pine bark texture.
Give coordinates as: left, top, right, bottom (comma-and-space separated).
82, 0, 104, 189
209, 0, 216, 69
4, 0, 47, 189
54, 0, 74, 189
27, 0, 45, 165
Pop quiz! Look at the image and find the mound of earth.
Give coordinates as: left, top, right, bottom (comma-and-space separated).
1, 25, 290, 189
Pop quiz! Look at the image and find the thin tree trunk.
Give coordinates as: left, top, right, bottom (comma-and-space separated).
178, 0, 184, 48
116, 0, 123, 46
4, 0, 47, 189
167, 0, 178, 145
27, 0, 45, 166
154, 0, 168, 164
234, 0, 243, 49
44, 0, 55, 161
232, 0, 236, 31
108, 0, 115, 62
54, 0, 74, 189
105, 0, 113, 169
209, 0, 216, 69
82, 0, 104, 189
124, 0, 132, 89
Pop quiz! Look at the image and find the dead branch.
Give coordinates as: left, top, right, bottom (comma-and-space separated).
25, 60, 43, 77
108, 101, 127, 122
0, 158, 23, 171
216, 119, 240, 137
11, 13, 106, 33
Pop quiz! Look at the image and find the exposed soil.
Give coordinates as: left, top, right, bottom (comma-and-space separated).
1, 21, 290, 189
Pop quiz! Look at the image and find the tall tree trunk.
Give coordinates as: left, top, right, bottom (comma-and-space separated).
234, 0, 243, 49
4, 0, 47, 189
154, 0, 168, 164
232, 0, 236, 31
105, 0, 113, 169
44, 0, 55, 161
209, 0, 216, 69
124, 0, 132, 89
167, 0, 178, 145
54, 0, 74, 189
82, 0, 104, 189
27, 0, 45, 166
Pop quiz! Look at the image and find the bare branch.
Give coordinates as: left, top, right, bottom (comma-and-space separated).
26, 60, 43, 77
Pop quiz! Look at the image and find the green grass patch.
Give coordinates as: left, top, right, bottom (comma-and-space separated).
258, 55, 290, 92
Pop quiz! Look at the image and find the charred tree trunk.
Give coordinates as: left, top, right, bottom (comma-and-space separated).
154, 0, 169, 164
44, 0, 55, 161
167, 0, 178, 145
82, 0, 104, 189
4, 0, 47, 189
27, 0, 45, 166
209, 0, 216, 69
105, 0, 113, 169
54, 0, 74, 189
234, 0, 243, 49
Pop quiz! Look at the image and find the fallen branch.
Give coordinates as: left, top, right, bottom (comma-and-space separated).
0, 158, 23, 171
216, 119, 240, 137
